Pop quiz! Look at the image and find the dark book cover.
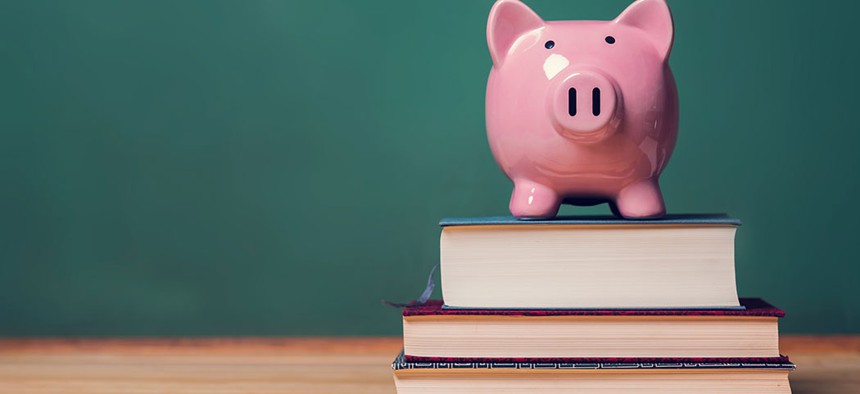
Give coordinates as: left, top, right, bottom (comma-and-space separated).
440, 213, 741, 227
403, 354, 792, 365
393, 351, 795, 371
403, 298, 784, 318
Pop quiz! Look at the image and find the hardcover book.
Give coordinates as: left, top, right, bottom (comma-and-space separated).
440, 214, 742, 309
392, 351, 795, 394
403, 298, 784, 360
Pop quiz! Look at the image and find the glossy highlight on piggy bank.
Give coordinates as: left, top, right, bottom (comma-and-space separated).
485, 0, 678, 219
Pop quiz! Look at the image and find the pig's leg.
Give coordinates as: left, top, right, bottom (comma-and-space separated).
615, 180, 666, 219
509, 180, 561, 219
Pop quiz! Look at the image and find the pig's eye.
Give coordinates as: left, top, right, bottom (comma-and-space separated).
544, 40, 555, 49
605, 36, 616, 44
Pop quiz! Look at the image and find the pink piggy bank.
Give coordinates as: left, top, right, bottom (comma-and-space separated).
486, 0, 678, 219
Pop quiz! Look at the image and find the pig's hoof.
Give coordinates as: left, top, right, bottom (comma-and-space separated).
615, 181, 666, 219
509, 182, 561, 219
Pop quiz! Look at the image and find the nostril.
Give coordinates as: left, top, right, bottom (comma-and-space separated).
568, 88, 577, 116
592, 88, 601, 116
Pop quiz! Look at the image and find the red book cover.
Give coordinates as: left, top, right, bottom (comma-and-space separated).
403, 298, 784, 318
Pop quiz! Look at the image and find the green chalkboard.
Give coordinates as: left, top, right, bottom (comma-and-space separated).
0, 0, 858, 335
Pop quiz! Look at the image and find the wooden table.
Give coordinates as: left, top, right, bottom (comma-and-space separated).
0, 336, 857, 393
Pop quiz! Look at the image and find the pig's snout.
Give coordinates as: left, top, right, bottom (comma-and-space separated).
551, 71, 619, 142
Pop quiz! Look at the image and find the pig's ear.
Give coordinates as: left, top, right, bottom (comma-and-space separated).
614, 0, 674, 59
487, 0, 545, 66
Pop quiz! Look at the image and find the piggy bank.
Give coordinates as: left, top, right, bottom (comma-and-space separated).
486, 0, 678, 219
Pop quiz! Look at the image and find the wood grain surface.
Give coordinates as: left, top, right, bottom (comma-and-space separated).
0, 336, 856, 393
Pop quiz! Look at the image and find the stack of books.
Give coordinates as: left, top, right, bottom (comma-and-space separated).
392, 215, 794, 393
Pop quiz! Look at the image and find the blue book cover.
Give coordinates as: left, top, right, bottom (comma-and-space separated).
392, 351, 795, 371
440, 214, 741, 227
